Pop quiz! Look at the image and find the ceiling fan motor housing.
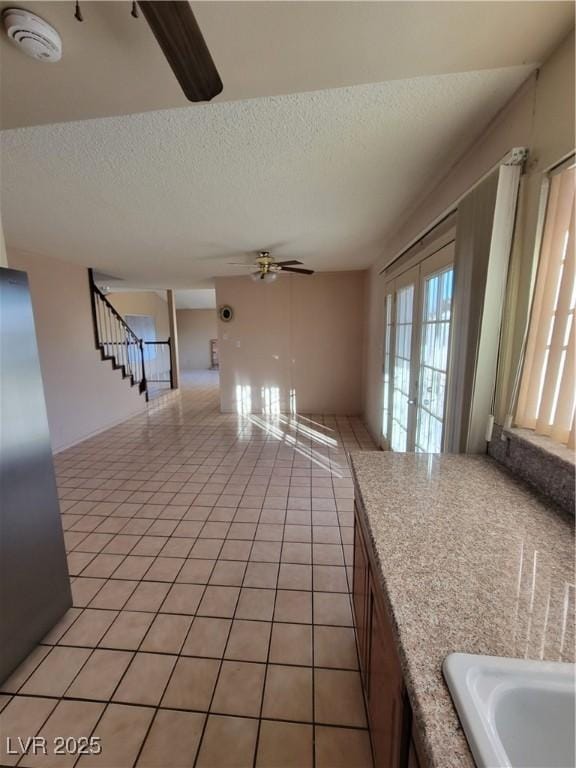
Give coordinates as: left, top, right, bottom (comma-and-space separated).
2, 8, 62, 62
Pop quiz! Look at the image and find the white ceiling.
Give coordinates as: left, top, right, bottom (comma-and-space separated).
0, 1, 572, 129
2, 65, 535, 287
175, 290, 217, 310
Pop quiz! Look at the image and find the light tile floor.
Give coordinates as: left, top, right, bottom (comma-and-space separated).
1, 372, 377, 768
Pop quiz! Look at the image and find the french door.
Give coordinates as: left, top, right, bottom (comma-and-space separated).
382, 242, 454, 453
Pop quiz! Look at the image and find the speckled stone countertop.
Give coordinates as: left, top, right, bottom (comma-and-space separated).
350, 452, 575, 768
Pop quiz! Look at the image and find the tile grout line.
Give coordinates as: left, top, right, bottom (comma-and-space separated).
250, 432, 293, 768
191, 442, 272, 768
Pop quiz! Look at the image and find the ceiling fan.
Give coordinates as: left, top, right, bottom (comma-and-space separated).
137, 1, 223, 102
230, 252, 315, 282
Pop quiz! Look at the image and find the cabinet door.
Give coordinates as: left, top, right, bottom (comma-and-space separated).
368, 581, 408, 768
408, 739, 421, 768
352, 518, 370, 682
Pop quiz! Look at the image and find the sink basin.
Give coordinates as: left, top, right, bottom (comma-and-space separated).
443, 653, 575, 768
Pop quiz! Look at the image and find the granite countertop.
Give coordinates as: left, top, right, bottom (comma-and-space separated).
350, 452, 575, 768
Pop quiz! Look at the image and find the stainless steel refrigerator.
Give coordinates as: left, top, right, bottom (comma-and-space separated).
0, 267, 71, 682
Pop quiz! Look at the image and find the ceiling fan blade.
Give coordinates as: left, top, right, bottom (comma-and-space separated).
275, 260, 303, 267
280, 267, 315, 275
138, 1, 223, 102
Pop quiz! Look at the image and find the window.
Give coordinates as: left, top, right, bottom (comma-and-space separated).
415, 266, 453, 453
516, 162, 575, 448
381, 241, 454, 453
391, 281, 415, 452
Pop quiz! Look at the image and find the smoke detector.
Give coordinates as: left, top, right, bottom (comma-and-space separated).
2, 8, 62, 62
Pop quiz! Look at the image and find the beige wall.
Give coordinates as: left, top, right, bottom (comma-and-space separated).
7, 250, 145, 452
108, 291, 170, 340
215, 271, 365, 415
363, 32, 575, 441
176, 309, 217, 370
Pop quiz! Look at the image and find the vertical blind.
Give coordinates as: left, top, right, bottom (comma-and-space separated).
516, 163, 575, 447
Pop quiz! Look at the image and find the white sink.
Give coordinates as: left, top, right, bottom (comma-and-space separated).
443, 653, 575, 768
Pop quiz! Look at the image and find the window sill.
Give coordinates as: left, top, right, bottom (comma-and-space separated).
503, 427, 575, 469
489, 424, 574, 515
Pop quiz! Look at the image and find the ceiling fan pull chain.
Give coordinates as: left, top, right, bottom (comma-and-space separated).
131, 2, 139, 19
74, 1, 83, 22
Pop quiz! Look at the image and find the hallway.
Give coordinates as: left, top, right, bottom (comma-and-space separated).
0, 373, 377, 768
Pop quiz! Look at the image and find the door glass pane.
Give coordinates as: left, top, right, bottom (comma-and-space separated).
415, 267, 453, 453
382, 293, 393, 440
391, 284, 414, 452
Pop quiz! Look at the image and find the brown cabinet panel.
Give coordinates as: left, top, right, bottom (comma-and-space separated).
353, 504, 413, 768
353, 518, 370, 684
368, 583, 406, 768
408, 739, 421, 768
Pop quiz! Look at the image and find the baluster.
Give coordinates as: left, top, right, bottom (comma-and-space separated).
128, 335, 135, 382
139, 339, 146, 394
130, 335, 135, 381
96, 296, 103, 347
115, 316, 121, 369
115, 317, 121, 369
132, 335, 138, 383
103, 304, 109, 357
125, 328, 129, 373
107, 306, 113, 359
120, 323, 125, 372
100, 299, 106, 351
112, 314, 117, 366
100, 300, 106, 354
133, 335, 138, 383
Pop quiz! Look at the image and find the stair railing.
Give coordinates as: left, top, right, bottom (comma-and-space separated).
143, 340, 173, 390
88, 269, 148, 398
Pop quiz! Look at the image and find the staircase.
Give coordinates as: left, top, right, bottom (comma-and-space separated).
88, 269, 149, 399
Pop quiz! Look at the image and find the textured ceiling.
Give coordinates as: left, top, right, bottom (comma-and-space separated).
1, 66, 534, 287
0, 1, 573, 129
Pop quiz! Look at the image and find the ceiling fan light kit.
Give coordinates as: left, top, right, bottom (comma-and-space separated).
251, 271, 277, 283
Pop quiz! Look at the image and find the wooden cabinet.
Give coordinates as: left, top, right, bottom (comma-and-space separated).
353, 503, 416, 768
368, 584, 409, 767
408, 737, 422, 768
353, 521, 370, 687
